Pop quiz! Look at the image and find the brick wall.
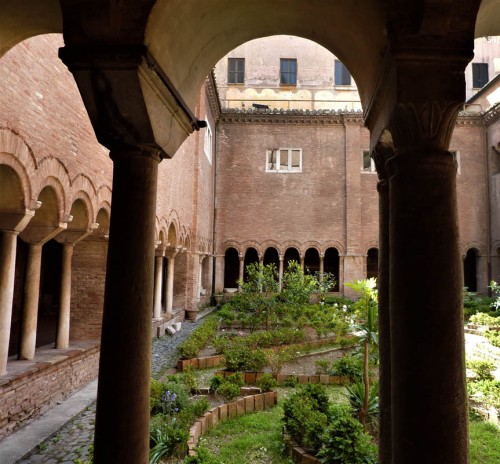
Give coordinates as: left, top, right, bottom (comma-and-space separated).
0, 343, 99, 439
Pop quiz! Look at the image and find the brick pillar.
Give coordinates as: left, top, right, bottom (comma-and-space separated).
93, 147, 160, 464
214, 254, 224, 293
0, 231, 19, 375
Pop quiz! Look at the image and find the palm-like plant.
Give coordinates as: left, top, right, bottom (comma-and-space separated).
345, 278, 378, 429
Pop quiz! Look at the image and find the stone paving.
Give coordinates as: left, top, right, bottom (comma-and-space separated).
14, 319, 202, 463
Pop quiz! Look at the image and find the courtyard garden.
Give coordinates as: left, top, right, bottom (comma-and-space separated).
63, 265, 500, 464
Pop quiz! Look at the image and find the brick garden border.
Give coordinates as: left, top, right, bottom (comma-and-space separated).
214, 370, 349, 385
187, 390, 278, 457
177, 336, 344, 371
283, 433, 320, 464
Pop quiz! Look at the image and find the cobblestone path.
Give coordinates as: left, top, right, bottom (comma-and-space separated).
16, 319, 202, 463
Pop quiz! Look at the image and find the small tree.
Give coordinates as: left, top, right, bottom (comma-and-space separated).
281, 260, 318, 305
344, 278, 378, 429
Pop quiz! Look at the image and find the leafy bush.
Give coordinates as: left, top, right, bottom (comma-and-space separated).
209, 374, 224, 392
257, 373, 277, 392
217, 381, 241, 401
265, 348, 293, 375
224, 344, 267, 371
177, 316, 219, 359
317, 406, 377, 464
184, 445, 221, 464
469, 313, 500, 327
218, 303, 236, 323
281, 261, 318, 305
212, 334, 232, 354
467, 360, 496, 381
485, 330, 500, 348
283, 375, 299, 387
315, 359, 331, 375
330, 356, 363, 382
283, 394, 328, 452
468, 379, 500, 409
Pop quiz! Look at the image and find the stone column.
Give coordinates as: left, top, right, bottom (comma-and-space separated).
18, 244, 43, 360
0, 231, 19, 375
387, 147, 467, 464
198, 254, 205, 298
93, 147, 161, 464
238, 254, 244, 290
319, 254, 324, 282
300, 255, 305, 270
278, 255, 284, 290
165, 247, 179, 315
372, 144, 392, 464
153, 254, 164, 320
56, 243, 74, 349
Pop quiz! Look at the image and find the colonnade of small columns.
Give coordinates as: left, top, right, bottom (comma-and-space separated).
0, 212, 100, 376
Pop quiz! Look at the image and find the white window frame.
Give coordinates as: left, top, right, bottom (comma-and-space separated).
266, 148, 302, 173
204, 117, 212, 164
361, 150, 376, 173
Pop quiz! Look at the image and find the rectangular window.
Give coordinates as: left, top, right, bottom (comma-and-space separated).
266, 148, 302, 173
204, 118, 212, 164
472, 63, 489, 88
228, 58, 245, 84
280, 59, 297, 85
362, 150, 376, 172
335, 60, 351, 86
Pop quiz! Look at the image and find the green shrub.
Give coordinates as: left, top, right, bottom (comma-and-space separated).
218, 303, 235, 323
283, 395, 328, 452
265, 348, 293, 375
209, 374, 224, 392
468, 379, 500, 409
217, 381, 241, 401
469, 313, 500, 327
224, 344, 267, 371
330, 356, 363, 382
315, 359, 331, 375
190, 396, 210, 418
467, 360, 496, 381
257, 373, 277, 392
177, 316, 219, 359
283, 375, 299, 387
317, 407, 377, 464
212, 334, 231, 354
485, 330, 500, 348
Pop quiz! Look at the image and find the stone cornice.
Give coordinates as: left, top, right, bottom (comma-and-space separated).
206, 71, 222, 123
483, 102, 500, 127
455, 111, 485, 126
219, 108, 364, 125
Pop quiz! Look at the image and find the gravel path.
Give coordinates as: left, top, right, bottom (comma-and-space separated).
16, 319, 202, 463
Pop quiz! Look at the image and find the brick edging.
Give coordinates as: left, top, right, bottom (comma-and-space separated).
215, 370, 349, 385
177, 336, 344, 371
283, 432, 320, 464
187, 390, 278, 457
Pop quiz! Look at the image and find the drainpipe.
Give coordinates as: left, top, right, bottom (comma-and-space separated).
211, 120, 219, 296
484, 123, 492, 295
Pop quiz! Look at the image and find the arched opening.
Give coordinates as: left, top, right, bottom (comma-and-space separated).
464, 248, 478, 292
224, 247, 240, 289
324, 247, 340, 291
168, 223, 177, 247
367, 248, 379, 280
243, 247, 259, 281
304, 248, 320, 275
263, 247, 280, 269
0, 164, 25, 212
284, 247, 300, 270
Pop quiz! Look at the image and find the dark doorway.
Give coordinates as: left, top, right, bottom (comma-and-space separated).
243, 247, 259, 281
367, 248, 379, 280
324, 247, 340, 291
304, 248, 320, 275
284, 247, 300, 270
464, 248, 478, 292
224, 247, 240, 288
263, 247, 280, 269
